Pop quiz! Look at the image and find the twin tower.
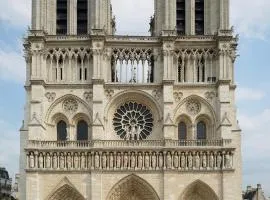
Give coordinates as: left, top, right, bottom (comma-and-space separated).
20, 0, 241, 200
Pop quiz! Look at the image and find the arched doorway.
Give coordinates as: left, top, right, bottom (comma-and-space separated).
47, 184, 85, 200
180, 180, 219, 200
106, 174, 160, 200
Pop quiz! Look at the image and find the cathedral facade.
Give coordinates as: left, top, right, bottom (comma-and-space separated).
20, 0, 242, 199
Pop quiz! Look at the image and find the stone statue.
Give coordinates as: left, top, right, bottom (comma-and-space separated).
152, 152, 157, 169
67, 153, 72, 169
38, 154, 44, 169
188, 153, 193, 168
217, 153, 222, 168
180, 153, 186, 169
225, 153, 232, 169
123, 153, 129, 169
74, 153, 79, 169
95, 153, 100, 169
209, 153, 214, 168
145, 153, 150, 169
166, 152, 172, 169
173, 152, 179, 168
116, 153, 121, 168
46, 154, 51, 168
130, 152, 136, 169
102, 153, 107, 169
158, 152, 164, 168
53, 153, 57, 169
202, 153, 207, 168
29, 153, 35, 168
195, 153, 200, 169
137, 152, 143, 169
59, 153, 65, 169
88, 153, 92, 169
109, 153, 114, 169
81, 153, 86, 169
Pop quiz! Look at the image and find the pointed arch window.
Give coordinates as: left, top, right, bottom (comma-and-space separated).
178, 122, 187, 140
77, 120, 88, 141
57, 0, 68, 35
77, 0, 88, 34
57, 120, 67, 141
195, 0, 204, 35
197, 121, 206, 140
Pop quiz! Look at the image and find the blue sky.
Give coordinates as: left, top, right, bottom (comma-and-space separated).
0, 0, 270, 196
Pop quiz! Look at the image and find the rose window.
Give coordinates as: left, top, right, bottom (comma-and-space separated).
113, 102, 154, 140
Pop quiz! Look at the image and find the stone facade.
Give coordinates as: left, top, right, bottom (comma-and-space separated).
19, 0, 242, 199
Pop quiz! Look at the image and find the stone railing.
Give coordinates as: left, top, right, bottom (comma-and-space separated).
25, 149, 234, 172
26, 139, 232, 149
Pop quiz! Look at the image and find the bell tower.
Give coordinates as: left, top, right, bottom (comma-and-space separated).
20, 0, 241, 200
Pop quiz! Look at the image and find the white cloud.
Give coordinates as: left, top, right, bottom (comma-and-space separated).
0, 120, 20, 180
111, 0, 154, 35
231, 0, 270, 39
0, 49, 26, 83
0, 0, 30, 27
236, 87, 265, 101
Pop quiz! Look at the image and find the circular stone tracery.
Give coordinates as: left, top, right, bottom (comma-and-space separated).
113, 102, 154, 140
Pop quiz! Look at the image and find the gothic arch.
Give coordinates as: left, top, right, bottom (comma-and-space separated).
179, 180, 219, 200
106, 174, 160, 200
46, 177, 85, 200
173, 95, 217, 125
45, 94, 92, 125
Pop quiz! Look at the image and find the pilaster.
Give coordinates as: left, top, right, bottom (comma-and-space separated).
68, 0, 77, 35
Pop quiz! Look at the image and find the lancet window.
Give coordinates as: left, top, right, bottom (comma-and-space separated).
57, 121, 67, 141
77, 0, 88, 34
195, 0, 204, 35
178, 122, 187, 140
197, 121, 207, 140
175, 48, 216, 83
111, 48, 154, 84
176, 0, 186, 35
56, 0, 68, 35
77, 120, 88, 141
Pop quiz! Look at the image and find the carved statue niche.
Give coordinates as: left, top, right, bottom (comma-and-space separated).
95, 153, 100, 169
87, 153, 92, 169
202, 153, 207, 168
180, 152, 186, 169
102, 153, 107, 169
225, 152, 232, 169
38, 153, 44, 169
74, 153, 79, 169
217, 152, 222, 169
188, 152, 193, 168
123, 153, 129, 169
29, 152, 35, 168
59, 153, 65, 169
109, 153, 114, 169
130, 152, 136, 169
45, 153, 51, 169
194, 152, 200, 169
158, 152, 164, 168
137, 152, 143, 169
81, 153, 86, 169
53, 153, 58, 169
116, 153, 121, 169
173, 152, 179, 168
209, 152, 214, 169
67, 153, 72, 169
144, 152, 150, 169
166, 152, 172, 169
151, 152, 157, 169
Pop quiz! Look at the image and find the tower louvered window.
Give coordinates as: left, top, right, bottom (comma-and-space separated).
56, 0, 68, 35
176, 0, 185, 35
195, 0, 204, 35
77, 0, 88, 34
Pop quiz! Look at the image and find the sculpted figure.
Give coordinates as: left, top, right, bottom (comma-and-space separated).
180, 153, 186, 169
102, 153, 107, 169
152, 152, 157, 169
116, 153, 121, 168
225, 153, 232, 169
209, 153, 214, 168
81, 153, 86, 169
38, 154, 44, 169
95, 153, 100, 169
173, 152, 179, 168
123, 153, 129, 169
88, 153, 92, 169
166, 152, 172, 169
74, 153, 79, 169
144, 152, 150, 169
195, 153, 200, 169
29, 153, 35, 168
202, 153, 207, 168
130, 152, 136, 169
66, 153, 72, 169
46, 154, 51, 168
188, 152, 193, 168
217, 153, 222, 168
158, 152, 164, 168
137, 152, 143, 169
59, 153, 65, 169
109, 153, 114, 169
53, 153, 58, 169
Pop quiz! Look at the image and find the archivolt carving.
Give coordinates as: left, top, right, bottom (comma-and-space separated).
63, 98, 78, 113
186, 98, 201, 115
179, 180, 219, 200
106, 175, 160, 200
